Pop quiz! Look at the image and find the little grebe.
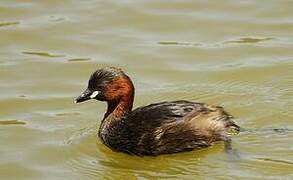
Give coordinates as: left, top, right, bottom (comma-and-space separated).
75, 67, 240, 156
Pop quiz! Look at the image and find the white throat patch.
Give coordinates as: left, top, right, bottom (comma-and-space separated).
90, 91, 99, 99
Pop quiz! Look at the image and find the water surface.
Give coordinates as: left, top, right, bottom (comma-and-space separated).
0, 0, 292, 179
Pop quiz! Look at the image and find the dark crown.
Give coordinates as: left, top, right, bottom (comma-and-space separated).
88, 67, 126, 89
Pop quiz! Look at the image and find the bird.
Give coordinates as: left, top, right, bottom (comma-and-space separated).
75, 67, 240, 156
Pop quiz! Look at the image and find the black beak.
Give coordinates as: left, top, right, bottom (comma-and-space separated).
74, 88, 93, 103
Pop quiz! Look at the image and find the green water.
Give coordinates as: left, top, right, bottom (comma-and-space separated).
0, 0, 292, 179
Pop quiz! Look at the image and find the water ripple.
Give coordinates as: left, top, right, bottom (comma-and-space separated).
223, 37, 274, 44
0, 119, 26, 126
0, 21, 20, 28
22, 51, 65, 58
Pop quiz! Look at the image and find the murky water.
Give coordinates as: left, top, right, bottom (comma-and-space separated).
1, 0, 292, 179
